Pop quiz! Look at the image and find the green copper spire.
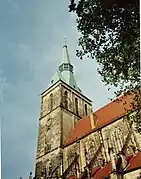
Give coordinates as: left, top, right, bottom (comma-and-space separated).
61, 36, 71, 64
49, 38, 82, 93
59, 37, 73, 74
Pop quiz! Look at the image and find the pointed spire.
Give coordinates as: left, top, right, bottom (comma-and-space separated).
63, 36, 67, 47
61, 36, 71, 64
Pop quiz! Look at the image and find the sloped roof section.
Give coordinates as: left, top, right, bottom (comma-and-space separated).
66, 93, 135, 146
66, 115, 92, 145
48, 70, 66, 87
93, 162, 112, 179
126, 151, 141, 172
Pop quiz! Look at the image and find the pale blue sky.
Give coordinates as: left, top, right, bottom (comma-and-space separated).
0, 0, 116, 179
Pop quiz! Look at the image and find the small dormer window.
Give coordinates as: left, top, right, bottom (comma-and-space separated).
51, 80, 54, 84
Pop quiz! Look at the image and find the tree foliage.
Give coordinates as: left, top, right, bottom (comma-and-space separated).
69, 0, 140, 132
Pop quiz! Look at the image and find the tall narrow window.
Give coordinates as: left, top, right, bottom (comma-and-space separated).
50, 94, 53, 111
75, 98, 78, 115
85, 104, 88, 116
64, 91, 68, 108
110, 128, 124, 155
67, 152, 76, 176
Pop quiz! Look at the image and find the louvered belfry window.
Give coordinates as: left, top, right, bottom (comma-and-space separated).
75, 98, 78, 115
64, 91, 68, 108
85, 104, 88, 116
50, 94, 53, 111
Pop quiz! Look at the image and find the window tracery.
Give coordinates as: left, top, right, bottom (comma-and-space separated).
85, 139, 104, 168
46, 162, 52, 178
126, 136, 137, 155
66, 145, 78, 177
61, 91, 73, 110
87, 145, 95, 162
94, 157, 105, 168
109, 126, 137, 157
67, 151, 76, 176
109, 127, 124, 155
68, 151, 75, 165
45, 155, 61, 178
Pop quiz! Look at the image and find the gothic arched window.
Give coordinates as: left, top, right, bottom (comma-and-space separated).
86, 141, 95, 163
75, 98, 78, 115
64, 91, 68, 108
110, 128, 124, 155
46, 163, 52, 177
68, 151, 75, 165
85, 104, 88, 116
50, 94, 53, 111
67, 151, 76, 177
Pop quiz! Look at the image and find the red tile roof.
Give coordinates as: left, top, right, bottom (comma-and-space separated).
66, 115, 92, 145
126, 151, 141, 172
91, 166, 101, 176
66, 93, 135, 146
93, 163, 112, 179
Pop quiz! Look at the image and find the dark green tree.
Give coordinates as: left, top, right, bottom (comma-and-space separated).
69, 0, 140, 132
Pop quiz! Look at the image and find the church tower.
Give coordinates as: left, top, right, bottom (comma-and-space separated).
35, 39, 92, 179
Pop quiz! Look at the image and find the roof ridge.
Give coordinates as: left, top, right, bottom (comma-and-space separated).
93, 92, 134, 113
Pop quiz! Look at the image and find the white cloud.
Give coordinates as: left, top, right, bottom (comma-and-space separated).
7, 0, 19, 11
0, 70, 9, 105
11, 43, 31, 58
18, 44, 31, 51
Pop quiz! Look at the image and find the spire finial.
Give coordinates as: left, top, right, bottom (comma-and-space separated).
63, 36, 67, 47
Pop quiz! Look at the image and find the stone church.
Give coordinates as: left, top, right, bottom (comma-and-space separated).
33, 41, 141, 179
